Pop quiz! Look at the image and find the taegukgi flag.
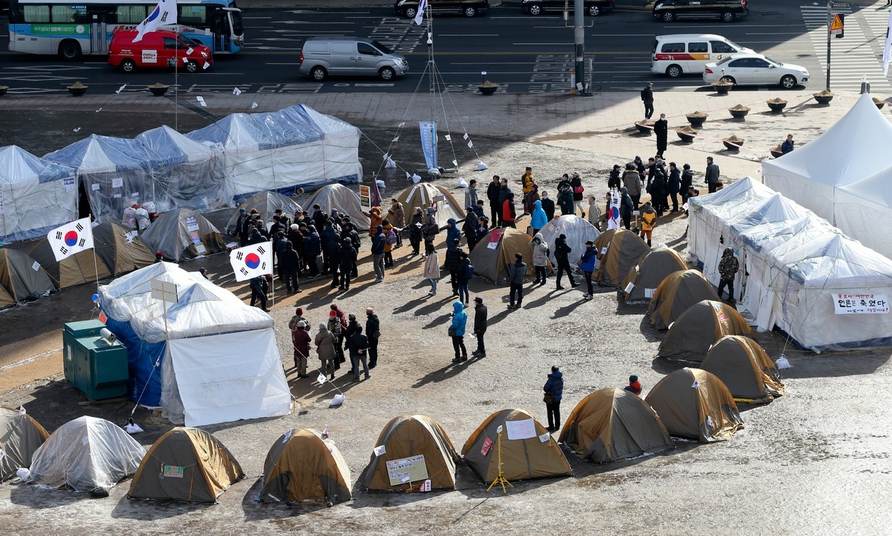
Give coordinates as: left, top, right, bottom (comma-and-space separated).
47, 218, 94, 262
133, 0, 178, 43
229, 241, 273, 282
607, 189, 621, 230
414, 0, 427, 25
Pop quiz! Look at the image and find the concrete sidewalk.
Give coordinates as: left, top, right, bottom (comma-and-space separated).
0, 88, 873, 179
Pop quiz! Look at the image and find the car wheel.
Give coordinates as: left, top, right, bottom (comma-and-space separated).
780, 74, 797, 89
528, 4, 542, 15
721, 11, 734, 23
588, 5, 600, 16
661, 12, 675, 22
464, 6, 477, 17
311, 66, 327, 81
666, 64, 682, 78
121, 59, 137, 73
379, 66, 396, 81
404, 7, 417, 19
59, 40, 82, 61
720, 75, 736, 85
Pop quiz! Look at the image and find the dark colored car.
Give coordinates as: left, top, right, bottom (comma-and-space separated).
652, 0, 748, 23
395, 0, 489, 18
522, 0, 615, 16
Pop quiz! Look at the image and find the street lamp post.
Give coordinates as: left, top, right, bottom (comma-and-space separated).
574, 0, 585, 94
826, 0, 832, 90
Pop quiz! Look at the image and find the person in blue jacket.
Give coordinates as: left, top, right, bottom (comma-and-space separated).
577, 240, 597, 300
543, 365, 564, 432
530, 199, 548, 235
449, 300, 468, 363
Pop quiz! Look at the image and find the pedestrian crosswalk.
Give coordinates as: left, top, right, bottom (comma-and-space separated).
801, 3, 892, 92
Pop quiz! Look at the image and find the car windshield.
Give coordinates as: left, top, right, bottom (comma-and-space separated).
716, 57, 733, 66
372, 41, 392, 54
765, 56, 781, 66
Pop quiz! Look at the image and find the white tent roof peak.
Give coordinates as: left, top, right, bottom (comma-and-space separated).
764, 93, 892, 187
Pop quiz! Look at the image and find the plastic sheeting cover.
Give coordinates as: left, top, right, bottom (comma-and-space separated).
27, 416, 145, 492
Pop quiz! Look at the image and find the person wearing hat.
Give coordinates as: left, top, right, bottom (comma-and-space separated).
577, 240, 598, 300
506, 253, 526, 309
624, 375, 642, 395
472, 296, 488, 358
291, 321, 311, 378
543, 365, 564, 433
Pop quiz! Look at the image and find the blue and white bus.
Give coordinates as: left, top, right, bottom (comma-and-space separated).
6, 0, 245, 58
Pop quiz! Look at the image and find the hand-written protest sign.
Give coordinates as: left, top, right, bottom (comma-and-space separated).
385, 454, 428, 486
832, 293, 889, 315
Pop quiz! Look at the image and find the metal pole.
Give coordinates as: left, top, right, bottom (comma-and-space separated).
826, 0, 831, 90
574, 0, 584, 95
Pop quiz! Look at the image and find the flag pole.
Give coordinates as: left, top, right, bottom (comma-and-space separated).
174, 24, 179, 131
91, 246, 101, 292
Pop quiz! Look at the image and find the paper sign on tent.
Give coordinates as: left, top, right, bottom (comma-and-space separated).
505, 419, 537, 440
538, 432, 551, 443
624, 282, 635, 293
373, 445, 386, 456
385, 454, 428, 486
481, 436, 494, 456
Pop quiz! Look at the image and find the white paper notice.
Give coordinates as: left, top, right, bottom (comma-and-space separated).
373, 445, 386, 456
444, 134, 451, 141
538, 432, 551, 443
505, 418, 537, 440
91, 183, 101, 191
196, 96, 207, 107
600, 247, 608, 254
63, 177, 75, 192
31, 261, 41, 271
624, 282, 635, 293
487, 242, 498, 250
832, 292, 889, 315
644, 288, 655, 298
112, 178, 123, 188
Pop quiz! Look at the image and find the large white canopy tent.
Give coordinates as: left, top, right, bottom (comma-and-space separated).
763, 93, 892, 259
99, 262, 292, 426
0, 145, 78, 244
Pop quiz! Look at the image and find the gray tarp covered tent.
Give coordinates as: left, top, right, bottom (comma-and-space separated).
225, 191, 302, 235
298, 184, 370, 230
0, 409, 49, 481
539, 215, 600, 266
139, 208, 226, 261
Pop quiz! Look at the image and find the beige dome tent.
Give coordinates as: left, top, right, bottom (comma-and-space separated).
701, 335, 784, 404
462, 409, 571, 484
396, 183, 465, 228
298, 183, 370, 230
648, 269, 721, 330
658, 300, 752, 361
358, 415, 459, 492
260, 428, 351, 506
0, 408, 49, 482
139, 208, 226, 262
469, 227, 534, 283
645, 368, 743, 442
16, 240, 112, 289
539, 215, 600, 265
559, 388, 673, 463
595, 229, 649, 287
621, 246, 687, 304
128, 427, 244, 503
92, 222, 156, 276
226, 191, 303, 235
0, 248, 55, 307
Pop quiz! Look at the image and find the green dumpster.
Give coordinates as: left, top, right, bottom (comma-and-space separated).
63, 322, 128, 401
63, 320, 105, 382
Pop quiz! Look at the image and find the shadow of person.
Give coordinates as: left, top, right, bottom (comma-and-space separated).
422, 313, 452, 330
392, 296, 428, 314
412, 360, 475, 389
553, 298, 585, 318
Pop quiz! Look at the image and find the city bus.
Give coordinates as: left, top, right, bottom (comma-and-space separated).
6, 0, 244, 58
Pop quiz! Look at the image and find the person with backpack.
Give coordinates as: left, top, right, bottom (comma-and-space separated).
543, 365, 564, 432
456, 251, 473, 305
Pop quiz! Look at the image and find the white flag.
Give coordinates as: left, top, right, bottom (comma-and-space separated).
132, 0, 177, 43
883, 10, 892, 76
229, 241, 273, 282
414, 0, 427, 25
47, 218, 94, 262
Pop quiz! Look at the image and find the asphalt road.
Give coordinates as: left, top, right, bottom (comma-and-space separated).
0, 2, 880, 95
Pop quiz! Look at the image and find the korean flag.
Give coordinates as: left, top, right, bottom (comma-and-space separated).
229, 241, 273, 282
47, 218, 94, 262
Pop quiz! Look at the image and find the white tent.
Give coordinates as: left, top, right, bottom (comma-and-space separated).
763, 94, 892, 258
188, 105, 362, 199
298, 183, 370, 230
539, 215, 600, 265
27, 416, 145, 493
99, 262, 292, 426
0, 145, 78, 244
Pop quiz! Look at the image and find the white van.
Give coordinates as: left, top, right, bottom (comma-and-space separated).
651, 34, 753, 78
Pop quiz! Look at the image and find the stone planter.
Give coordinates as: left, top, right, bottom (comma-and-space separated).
148, 83, 169, 97
634, 120, 655, 135
67, 81, 88, 97
478, 82, 498, 96
686, 112, 708, 128
723, 135, 744, 151
728, 104, 750, 119
767, 98, 787, 113
873, 97, 886, 110
675, 126, 697, 143
0, 86, 8, 97
713, 82, 733, 95
814, 90, 833, 105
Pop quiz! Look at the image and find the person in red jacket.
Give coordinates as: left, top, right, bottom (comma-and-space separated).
291, 322, 311, 379
624, 374, 642, 395
501, 191, 517, 228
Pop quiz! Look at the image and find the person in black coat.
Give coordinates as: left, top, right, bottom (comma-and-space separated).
667, 162, 681, 212
462, 210, 479, 251
680, 163, 694, 205
640, 83, 655, 119
472, 296, 488, 358
620, 187, 634, 230
337, 238, 356, 291
365, 308, 381, 369
303, 226, 321, 276
409, 208, 424, 256
249, 275, 268, 311
347, 324, 370, 382
553, 234, 576, 289
607, 165, 622, 190
279, 241, 301, 294
540, 191, 556, 221
486, 175, 501, 225
654, 113, 668, 158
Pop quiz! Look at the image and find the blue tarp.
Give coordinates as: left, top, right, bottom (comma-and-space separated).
103, 315, 165, 406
